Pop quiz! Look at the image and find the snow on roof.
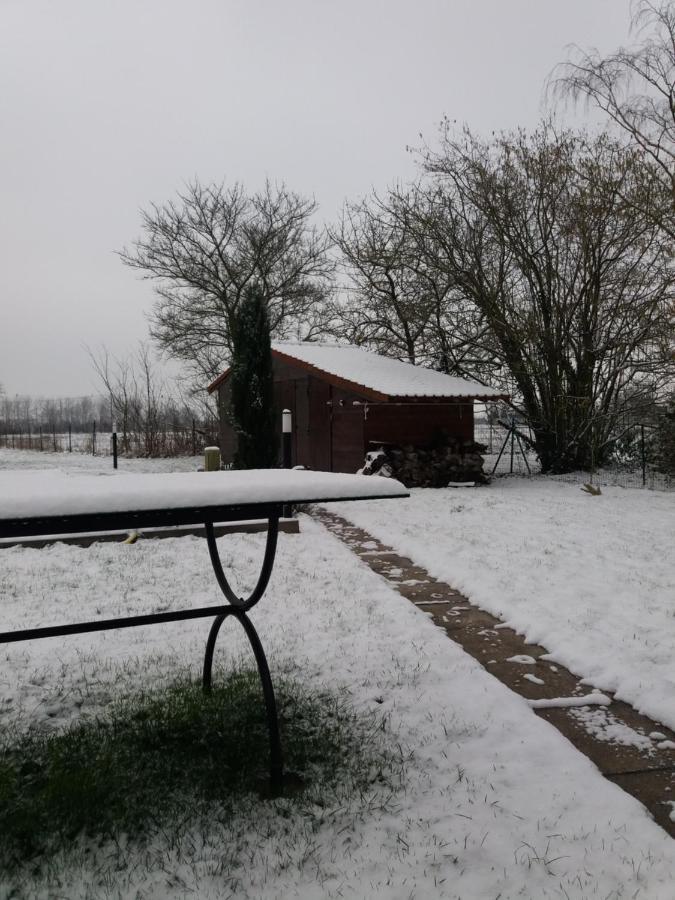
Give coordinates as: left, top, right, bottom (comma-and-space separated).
271, 342, 506, 400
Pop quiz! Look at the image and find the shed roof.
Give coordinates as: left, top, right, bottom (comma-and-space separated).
208, 341, 508, 401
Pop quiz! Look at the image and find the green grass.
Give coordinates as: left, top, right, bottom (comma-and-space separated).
0, 670, 393, 872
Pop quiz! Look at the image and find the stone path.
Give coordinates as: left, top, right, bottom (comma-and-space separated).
315, 509, 675, 838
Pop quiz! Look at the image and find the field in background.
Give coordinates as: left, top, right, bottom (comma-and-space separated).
1, 418, 672, 491
0, 420, 218, 458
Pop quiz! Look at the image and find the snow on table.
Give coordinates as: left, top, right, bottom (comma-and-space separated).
0, 469, 407, 525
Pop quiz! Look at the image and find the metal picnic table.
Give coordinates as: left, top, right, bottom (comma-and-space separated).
0, 468, 408, 791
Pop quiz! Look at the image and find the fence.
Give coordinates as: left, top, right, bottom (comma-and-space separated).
475, 420, 674, 492
0, 419, 220, 458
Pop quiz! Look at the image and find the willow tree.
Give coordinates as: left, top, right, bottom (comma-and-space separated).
553, 0, 675, 238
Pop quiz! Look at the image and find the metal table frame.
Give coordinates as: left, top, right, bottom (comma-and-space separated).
0, 492, 407, 794
0, 499, 293, 790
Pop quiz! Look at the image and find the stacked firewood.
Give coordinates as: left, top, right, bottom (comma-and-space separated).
360, 438, 488, 487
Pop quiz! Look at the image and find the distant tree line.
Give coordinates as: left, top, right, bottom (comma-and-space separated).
0, 345, 217, 457
0, 392, 112, 435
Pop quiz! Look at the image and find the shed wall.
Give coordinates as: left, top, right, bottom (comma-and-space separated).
364, 402, 473, 448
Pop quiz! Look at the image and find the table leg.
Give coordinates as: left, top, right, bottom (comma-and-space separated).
203, 517, 283, 792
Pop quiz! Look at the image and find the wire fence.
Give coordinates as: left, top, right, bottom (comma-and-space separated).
0, 419, 220, 458
475, 421, 674, 492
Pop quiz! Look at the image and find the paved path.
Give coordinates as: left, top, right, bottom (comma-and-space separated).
315, 509, 675, 838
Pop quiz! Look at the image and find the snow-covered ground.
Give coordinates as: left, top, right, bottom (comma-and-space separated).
0, 447, 199, 474
331, 478, 675, 732
0, 456, 674, 895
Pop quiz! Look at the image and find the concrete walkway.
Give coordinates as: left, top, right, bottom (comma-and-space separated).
315, 509, 675, 839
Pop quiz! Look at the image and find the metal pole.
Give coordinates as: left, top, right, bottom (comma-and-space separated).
192, 419, 196, 456
282, 409, 292, 518
282, 409, 292, 469
92, 420, 96, 456
514, 432, 531, 475
509, 423, 515, 474
52, 425, 57, 452
39, 426, 43, 452
68, 423, 72, 452
112, 421, 118, 470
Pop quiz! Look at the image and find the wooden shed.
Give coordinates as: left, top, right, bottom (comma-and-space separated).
208, 342, 507, 474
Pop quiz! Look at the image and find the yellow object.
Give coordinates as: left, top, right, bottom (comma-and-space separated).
123, 531, 139, 544
204, 446, 221, 471
581, 483, 602, 496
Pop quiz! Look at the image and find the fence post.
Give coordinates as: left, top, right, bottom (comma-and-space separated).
509, 422, 515, 474
204, 446, 221, 471
112, 421, 118, 470
641, 424, 646, 487
92, 420, 96, 456
68, 423, 72, 452
52, 425, 57, 452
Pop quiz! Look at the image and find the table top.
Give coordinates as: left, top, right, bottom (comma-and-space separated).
0, 469, 409, 537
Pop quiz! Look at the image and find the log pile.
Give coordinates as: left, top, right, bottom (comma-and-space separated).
360, 437, 488, 488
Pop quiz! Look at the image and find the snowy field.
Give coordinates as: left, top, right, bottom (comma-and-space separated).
331, 479, 675, 732
0, 447, 199, 474
0, 452, 674, 896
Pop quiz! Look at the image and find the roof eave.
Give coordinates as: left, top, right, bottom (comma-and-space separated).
387, 393, 510, 403
207, 370, 230, 394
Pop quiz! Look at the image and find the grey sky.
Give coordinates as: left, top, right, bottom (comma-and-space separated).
0, 0, 633, 397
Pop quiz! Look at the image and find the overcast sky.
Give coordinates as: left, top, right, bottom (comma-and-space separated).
0, 0, 634, 397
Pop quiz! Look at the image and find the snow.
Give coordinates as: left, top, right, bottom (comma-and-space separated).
0, 447, 201, 474
272, 341, 505, 399
329, 478, 675, 732
528, 693, 612, 709
569, 707, 655, 750
1, 512, 675, 896
1, 455, 675, 895
0, 468, 407, 524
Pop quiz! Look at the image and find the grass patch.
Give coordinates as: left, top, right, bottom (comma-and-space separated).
0, 670, 393, 872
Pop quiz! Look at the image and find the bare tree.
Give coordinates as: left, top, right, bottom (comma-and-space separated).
120, 180, 333, 387
553, 0, 675, 236
88, 343, 207, 456
330, 188, 432, 365
330, 186, 493, 378
419, 122, 674, 472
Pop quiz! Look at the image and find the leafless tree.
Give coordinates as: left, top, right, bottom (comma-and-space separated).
553, 0, 675, 237
418, 122, 674, 472
88, 343, 208, 456
120, 180, 333, 387
330, 186, 494, 378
